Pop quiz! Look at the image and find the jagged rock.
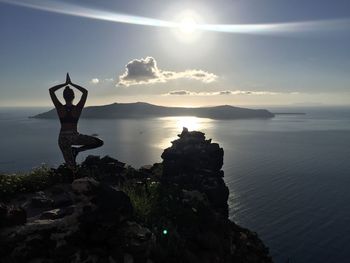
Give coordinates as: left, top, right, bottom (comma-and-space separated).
182, 189, 206, 203
52, 191, 73, 208
0, 203, 7, 226
72, 177, 99, 197
50, 185, 65, 195
162, 128, 224, 176
124, 253, 134, 263
0, 176, 135, 263
39, 206, 74, 220
196, 231, 221, 250
0, 203, 26, 228
71, 177, 133, 222
53, 165, 75, 181
119, 221, 155, 260
158, 128, 272, 262
31, 191, 54, 208
161, 127, 228, 216
81, 155, 101, 166
7, 206, 27, 226
93, 184, 133, 218
77, 155, 126, 185
101, 155, 125, 168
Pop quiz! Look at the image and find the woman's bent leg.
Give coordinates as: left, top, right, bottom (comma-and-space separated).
73, 134, 104, 153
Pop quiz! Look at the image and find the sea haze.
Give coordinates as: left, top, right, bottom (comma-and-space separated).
0, 106, 349, 263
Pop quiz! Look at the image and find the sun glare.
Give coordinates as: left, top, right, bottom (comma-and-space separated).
156, 116, 214, 149
179, 16, 197, 34
173, 10, 202, 42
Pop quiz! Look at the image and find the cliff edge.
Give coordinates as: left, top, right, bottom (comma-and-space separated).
0, 128, 272, 263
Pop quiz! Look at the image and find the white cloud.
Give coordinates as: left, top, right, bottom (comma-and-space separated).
118, 56, 217, 87
168, 90, 192, 95
165, 90, 299, 96
91, 78, 100, 84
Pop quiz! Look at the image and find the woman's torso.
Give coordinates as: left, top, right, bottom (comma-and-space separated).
58, 105, 80, 132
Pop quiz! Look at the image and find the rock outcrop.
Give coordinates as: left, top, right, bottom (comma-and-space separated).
156, 128, 271, 262
162, 128, 229, 217
0, 128, 272, 263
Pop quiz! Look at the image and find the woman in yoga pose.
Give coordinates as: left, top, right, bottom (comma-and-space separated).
49, 73, 103, 168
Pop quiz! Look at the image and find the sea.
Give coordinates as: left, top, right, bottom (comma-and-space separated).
0, 106, 349, 263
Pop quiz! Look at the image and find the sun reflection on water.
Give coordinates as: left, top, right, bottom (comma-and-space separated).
156, 116, 214, 149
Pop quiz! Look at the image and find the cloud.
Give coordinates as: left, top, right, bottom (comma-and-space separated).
168, 90, 192, 95
91, 78, 100, 84
89, 78, 115, 85
217, 90, 280, 95
165, 90, 299, 96
118, 57, 217, 86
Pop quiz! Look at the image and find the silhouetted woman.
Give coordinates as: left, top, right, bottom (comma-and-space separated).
49, 73, 103, 168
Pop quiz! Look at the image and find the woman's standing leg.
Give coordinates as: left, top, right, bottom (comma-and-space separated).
58, 134, 76, 168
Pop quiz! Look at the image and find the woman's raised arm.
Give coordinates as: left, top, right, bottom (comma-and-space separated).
71, 82, 88, 110
49, 83, 66, 108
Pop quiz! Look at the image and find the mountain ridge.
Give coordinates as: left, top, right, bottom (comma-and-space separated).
32, 102, 275, 120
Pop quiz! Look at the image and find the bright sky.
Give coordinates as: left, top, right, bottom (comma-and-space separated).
0, 0, 349, 107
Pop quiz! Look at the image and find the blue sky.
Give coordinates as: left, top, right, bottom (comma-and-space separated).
0, 0, 349, 107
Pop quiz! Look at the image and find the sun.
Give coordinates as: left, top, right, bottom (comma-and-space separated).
179, 16, 198, 34
173, 10, 202, 42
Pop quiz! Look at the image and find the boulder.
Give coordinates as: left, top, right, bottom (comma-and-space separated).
119, 221, 155, 260
30, 191, 54, 209
0, 202, 8, 227
77, 155, 126, 184
39, 206, 74, 220
72, 177, 99, 198
52, 191, 73, 207
0, 177, 135, 262
6, 206, 27, 226
81, 155, 101, 166
0, 203, 26, 227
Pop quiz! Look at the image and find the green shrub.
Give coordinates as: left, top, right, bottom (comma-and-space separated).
121, 180, 160, 223
0, 165, 61, 199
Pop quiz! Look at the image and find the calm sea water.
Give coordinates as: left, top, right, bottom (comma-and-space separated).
0, 106, 350, 263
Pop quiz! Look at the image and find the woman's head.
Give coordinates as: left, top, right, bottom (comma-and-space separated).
63, 86, 75, 103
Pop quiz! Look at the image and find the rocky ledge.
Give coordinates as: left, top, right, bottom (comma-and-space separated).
0, 128, 272, 263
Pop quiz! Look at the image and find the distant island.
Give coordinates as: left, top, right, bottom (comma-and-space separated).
32, 102, 275, 120
273, 112, 306, 115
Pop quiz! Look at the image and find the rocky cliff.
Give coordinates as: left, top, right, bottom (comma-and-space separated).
0, 128, 272, 263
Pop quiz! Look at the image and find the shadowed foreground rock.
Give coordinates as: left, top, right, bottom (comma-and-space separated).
162, 128, 228, 217
0, 128, 272, 263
